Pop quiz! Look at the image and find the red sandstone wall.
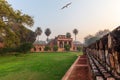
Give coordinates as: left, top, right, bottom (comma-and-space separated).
0, 42, 4, 48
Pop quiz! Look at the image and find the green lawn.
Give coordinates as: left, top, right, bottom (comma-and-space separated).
0, 52, 82, 80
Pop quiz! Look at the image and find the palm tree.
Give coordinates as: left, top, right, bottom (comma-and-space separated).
45, 28, 51, 42
73, 28, 78, 41
66, 32, 71, 38
35, 27, 42, 41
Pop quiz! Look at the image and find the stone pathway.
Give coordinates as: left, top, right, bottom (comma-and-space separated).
62, 55, 91, 80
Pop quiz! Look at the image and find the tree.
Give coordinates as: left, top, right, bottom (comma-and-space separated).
0, 1, 34, 27
77, 46, 81, 52
95, 29, 110, 38
26, 31, 36, 43
84, 29, 110, 46
84, 36, 99, 46
35, 27, 42, 41
44, 46, 51, 51
45, 28, 51, 42
73, 28, 78, 41
66, 32, 71, 38
64, 44, 70, 51
84, 35, 93, 46
35, 27, 42, 36
0, 0, 34, 48
53, 45, 58, 52
4, 28, 20, 47
17, 42, 33, 53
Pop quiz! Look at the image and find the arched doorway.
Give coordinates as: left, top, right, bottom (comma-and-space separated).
39, 47, 41, 51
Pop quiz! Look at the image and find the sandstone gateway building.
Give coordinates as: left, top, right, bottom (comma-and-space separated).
31, 35, 82, 52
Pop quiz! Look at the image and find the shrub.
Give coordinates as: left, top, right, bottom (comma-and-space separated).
0, 47, 15, 55
53, 45, 58, 52
17, 42, 33, 53
44, 46, 51, 51
77, 46, 81, 52
64, 44, 70, 51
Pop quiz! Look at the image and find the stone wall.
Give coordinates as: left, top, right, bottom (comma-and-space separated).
86, 26, 120, 79
31, 44, 45, 52
0, 42, 4, 48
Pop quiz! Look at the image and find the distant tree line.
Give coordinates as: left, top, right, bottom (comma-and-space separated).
35, 27, 79, 42
84, 29, 110, 46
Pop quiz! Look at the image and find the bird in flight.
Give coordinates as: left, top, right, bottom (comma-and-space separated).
61, 2, 72, 10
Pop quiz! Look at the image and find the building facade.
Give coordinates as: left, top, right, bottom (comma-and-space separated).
31, 41, 46, 52
48, 35, 73, 51
31, 35, 82, 52
0, 38, 4, 48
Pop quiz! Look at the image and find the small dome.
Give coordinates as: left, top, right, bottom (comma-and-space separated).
73, 41, 82, 44
33, 40, 46, 45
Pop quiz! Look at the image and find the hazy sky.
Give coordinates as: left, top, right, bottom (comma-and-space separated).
7, 0, 120, 43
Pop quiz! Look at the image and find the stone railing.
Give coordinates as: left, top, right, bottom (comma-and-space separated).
85, 26, 120, 80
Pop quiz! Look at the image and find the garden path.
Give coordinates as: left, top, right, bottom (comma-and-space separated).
62, 55, 91, 80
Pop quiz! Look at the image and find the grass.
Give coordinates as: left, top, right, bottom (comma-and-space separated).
0, 52, 82, 80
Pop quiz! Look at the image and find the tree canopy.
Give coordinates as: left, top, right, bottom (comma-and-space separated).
73, 28, 78, 41
45, 28, 51, 42
66, 32, 71, 38
0, 0, 35, 48
84, 29, 110, 46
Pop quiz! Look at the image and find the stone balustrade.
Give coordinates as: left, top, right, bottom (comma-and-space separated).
85, 26, 120, 80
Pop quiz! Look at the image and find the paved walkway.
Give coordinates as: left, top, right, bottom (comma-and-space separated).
62, 55, 91, 80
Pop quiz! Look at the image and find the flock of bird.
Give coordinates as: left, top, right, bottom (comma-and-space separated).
61, 2, 72, 10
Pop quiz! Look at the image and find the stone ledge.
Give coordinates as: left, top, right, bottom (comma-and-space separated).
62, 55, 90, 80
61, 56, 80, 80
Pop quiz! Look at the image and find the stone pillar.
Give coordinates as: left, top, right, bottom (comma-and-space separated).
57, 41, 59, 48
63, 41, 64, 48
67, 41, 69, 45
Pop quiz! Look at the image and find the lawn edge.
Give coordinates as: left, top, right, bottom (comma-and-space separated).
61, 56, 80, 80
